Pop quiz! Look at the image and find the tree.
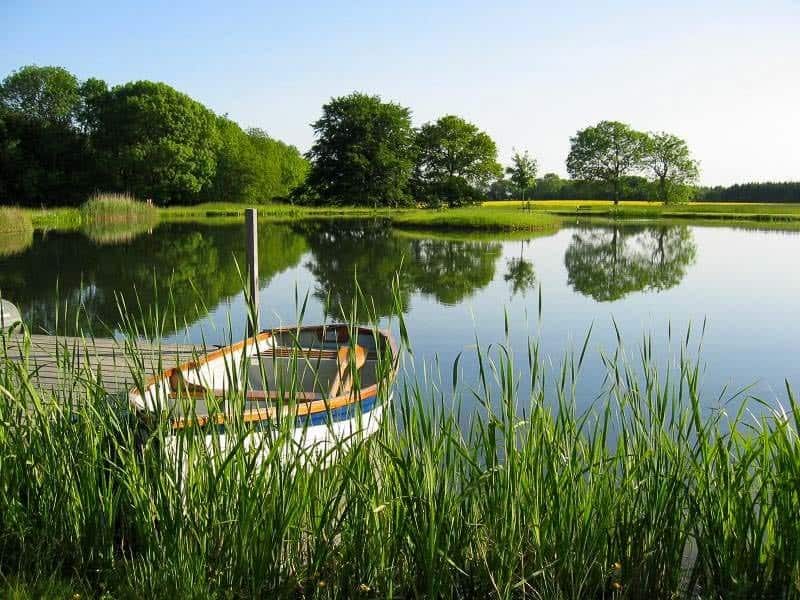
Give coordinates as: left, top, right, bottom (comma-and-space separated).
566, 121, 647, 205
0, 65, 80, 125
92, 81, 220, 203
644, 132, 699, 204
304, 92, 416, 207
505, 150, 538, 200
76, 77, 108, 133
414, 115, 502, 205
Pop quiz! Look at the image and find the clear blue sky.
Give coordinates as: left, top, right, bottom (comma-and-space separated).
2, 0, 798, 185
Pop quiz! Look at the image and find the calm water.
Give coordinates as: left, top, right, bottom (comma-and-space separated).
1, 220, 798, 411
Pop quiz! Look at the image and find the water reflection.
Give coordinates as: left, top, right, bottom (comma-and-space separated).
0, 221, 701, 334
298, 221, 503, 318
564, 226, 696, 301
504, 241, 537, 296
0, 230, 33, 258
0, 224, 306, 334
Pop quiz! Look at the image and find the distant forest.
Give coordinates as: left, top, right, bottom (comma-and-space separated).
696, 182, 800, 203
487, 175, 800, 203
0, 65, 308, 206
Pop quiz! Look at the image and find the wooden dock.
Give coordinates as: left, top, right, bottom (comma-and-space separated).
1, 333, 197, 399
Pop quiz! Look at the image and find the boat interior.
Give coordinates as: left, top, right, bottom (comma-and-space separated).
132, 325, 395, 423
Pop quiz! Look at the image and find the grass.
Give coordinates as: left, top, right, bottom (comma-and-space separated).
0, 289, 799, 598
79, 193, 161, 244
6, 198, 800, 243
0, 208, 34, 257
491, 199, 800, 228
81, 192, 160, 224
0, 207, 33, 235
392, 206, 561, 231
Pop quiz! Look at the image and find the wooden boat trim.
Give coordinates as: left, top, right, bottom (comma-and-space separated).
130, 324, 399, 430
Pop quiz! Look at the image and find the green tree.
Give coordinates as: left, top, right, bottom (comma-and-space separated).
76, 77, 108, 134
505, 150, 538, 200
93, 81, 220, 203
566, 121, 648, 205
0, 65, 80, 125
644, 132, 699, 204
304, 92, 416, 207
414, 115, 502, 206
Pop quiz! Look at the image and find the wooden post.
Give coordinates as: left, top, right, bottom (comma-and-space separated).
245, 208, 259, 337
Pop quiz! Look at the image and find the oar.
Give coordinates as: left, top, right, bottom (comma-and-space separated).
329, 344, 367, 397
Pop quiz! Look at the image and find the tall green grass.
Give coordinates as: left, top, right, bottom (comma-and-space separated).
0, 302, 798, 598
0, 207, 33, 235
80, 193, 160, 243
0, 208, 33, 257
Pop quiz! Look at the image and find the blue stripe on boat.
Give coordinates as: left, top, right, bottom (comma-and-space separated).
201, 393, 379, 434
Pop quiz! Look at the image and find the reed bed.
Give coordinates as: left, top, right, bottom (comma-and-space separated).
0, 207, 33, 235
79, 193, 160, 244
81, 192, 159, 223
0, 311, 798, 599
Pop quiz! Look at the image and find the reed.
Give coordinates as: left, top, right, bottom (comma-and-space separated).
80, 192, 160, 225
0, 299, 798, 598
0, 207, 33, 235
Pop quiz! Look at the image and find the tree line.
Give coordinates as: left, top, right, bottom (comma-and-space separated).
298, 106, 702, 206
2, 68, 797, 207
696, 182, 800, 203
0, 65, 308, 205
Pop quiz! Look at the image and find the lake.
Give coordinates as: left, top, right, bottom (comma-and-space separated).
1, 220, 798, 413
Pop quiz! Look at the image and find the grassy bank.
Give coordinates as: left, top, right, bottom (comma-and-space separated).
1, 314, 798, 598
491, 199, 800, 228
6, 199, 800, 238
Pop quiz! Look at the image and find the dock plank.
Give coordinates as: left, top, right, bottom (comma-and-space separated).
1, 333, 199, 398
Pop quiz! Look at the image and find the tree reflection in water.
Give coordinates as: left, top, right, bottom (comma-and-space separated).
564, 225, 697, 302
504, 240, 537, 296
298, 221, 503, 318
0, 223, 307, 335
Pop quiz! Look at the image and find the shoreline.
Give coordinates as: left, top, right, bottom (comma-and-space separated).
3, 200, 800, 237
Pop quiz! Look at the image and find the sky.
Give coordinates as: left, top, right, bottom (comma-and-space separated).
1, 0, 798, 186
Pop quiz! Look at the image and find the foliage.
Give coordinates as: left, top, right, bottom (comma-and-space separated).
0, 65, 306, 206
92, 81, 221, 203
0, 65, 81, 125
204, 119, 308, 204
303, 92, 416, 207
505, 149, 538, 201
414, 115, 502, 206
566, 120, 649, 204
698, 181, 800, 203
644, 132, 699, 204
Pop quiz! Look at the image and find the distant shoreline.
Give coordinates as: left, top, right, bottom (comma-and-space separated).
4, 200, 800, 237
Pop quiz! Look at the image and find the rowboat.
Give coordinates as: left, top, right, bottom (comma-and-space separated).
129, 324, 398, 462
0, 299, 21, 331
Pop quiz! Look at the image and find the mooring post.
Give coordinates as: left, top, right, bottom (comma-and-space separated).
245, 208, 259, 337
